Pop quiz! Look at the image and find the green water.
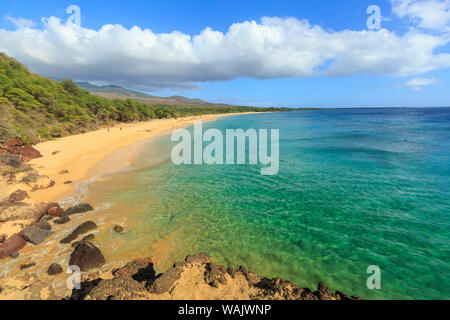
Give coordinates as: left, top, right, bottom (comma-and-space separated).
85, 109, 450, 300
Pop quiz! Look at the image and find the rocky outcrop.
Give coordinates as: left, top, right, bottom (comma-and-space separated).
0, 140, 42, 162
60, 221, 97, 244
62, 203, 94, 217
0, 202, 49, 224
68, 253, 361, 301
0, 234, 27, 259
19, 225, 52, 245
69, 242, 105, 272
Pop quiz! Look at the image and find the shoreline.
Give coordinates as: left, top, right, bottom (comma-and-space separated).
28, 112, 255, 203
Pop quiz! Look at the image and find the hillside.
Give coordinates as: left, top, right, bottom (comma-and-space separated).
0, 52, 283, 144
76, 82, 228, 107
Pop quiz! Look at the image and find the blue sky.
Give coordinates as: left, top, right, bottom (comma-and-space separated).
1, 0, 449, 108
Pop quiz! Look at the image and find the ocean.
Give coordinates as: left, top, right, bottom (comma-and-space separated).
83, 108, 450, 300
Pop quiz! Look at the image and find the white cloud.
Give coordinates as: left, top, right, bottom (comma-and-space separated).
391, 0, 450, 31
405, 77, 437, 90
4, 15, 35, 29
0, 13, 449, 91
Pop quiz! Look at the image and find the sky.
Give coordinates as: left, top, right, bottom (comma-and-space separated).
0, 0, 449, 108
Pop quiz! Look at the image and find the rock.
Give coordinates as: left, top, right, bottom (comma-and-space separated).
69, 242, 105, 272
62, 203, 94, 217
54, 216, 70, 225
0, 234, 27, 259
7, 190, 29, 202
60, 221, 97, 244
19, 226, 53, 245
149, 267, 182, 294
52, 151, 60, 155
9, 250, 19, 258
204, 262, 227, 287
59, 170, 69, 174
64, 181, 73, 185
20, 263, 36, 270
47, 263, 63, 275
1, 140, 42, 162
317, 282, 335, 300
113, 225, 124, 233
0, 234, 6, 243
0, 202, 49, 224
47, 205, 63, 217
82, 234, 95, 242
26, 175, 55, 191
35, 220, 52, 231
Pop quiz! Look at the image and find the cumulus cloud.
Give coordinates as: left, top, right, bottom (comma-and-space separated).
391, 0, 450, 31
405, 77, 437, 89
0, 10, 449, 91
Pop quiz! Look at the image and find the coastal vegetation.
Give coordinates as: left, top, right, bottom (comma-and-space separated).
0, 52, 286, 144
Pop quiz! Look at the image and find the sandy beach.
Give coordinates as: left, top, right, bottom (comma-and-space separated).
28, 113, 250, 203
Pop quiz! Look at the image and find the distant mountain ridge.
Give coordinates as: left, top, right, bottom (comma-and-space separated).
76, 82, 217, 107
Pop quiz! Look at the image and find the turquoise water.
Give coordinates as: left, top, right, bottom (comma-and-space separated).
88, 108, 450, 300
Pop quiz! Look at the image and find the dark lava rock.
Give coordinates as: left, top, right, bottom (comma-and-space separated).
149, 267, 182, 294
60, 221, 97, 244
47, 263, 63, 275
9, 250, 19, 258
204, 262, 227, 287
0, 234, 27, 259
82, 234, 95, 242
113, 225, 124, 233
69, 242, 105, 272
62, 203, 94, 217
19, 226, 53, 245
7, 190, 29, 202
54, 216, 70, 225
20, 262, 36, 270
317, 282, 334, 300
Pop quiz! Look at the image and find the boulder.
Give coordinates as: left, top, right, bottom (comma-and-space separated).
0, 234, 27, 259
47, 263, 63, 275
47, 205, 63, 217
53, 216, 70, 225
69, 242, 105, 272
60, 221, 97, 244
113, 225, 124, 233
19, 226, 53, 245
35, 220, 52, 231
7, 190, 29, 202
62, 203, 94, 217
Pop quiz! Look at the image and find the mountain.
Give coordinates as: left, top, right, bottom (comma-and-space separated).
0, 52, 281, 144
76, 82, 220, 107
